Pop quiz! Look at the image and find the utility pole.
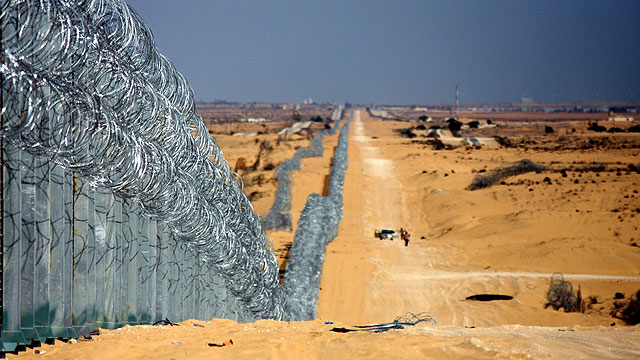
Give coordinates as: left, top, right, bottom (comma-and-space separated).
455, 84, 459, 118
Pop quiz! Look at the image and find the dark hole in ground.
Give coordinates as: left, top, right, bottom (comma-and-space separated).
466, 294, 513, 301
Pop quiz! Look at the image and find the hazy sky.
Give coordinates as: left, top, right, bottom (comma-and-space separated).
125, 0, 640, 104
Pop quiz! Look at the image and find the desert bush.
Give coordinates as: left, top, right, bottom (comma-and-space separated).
493, 136, 512, 147
395, 128, 417, 138
627, 125, 640, 133
415, 124, 427, 130
263, 162, 275, 171
446, 118, 463, 136
467, 159, 547, 190
620, 290, 640, 325
468, 120, 479, 129
545, 125, 554, 134
248, 191, 262, 201
234, 157, 247, 173
607, 127, 624, 133
588, 122, 607, 132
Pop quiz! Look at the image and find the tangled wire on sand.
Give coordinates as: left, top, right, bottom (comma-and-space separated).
544, 273, 582, 313
330, 312, 437, 333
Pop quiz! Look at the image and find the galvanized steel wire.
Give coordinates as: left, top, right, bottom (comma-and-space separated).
1, 0, 285, 319
262, 105, 342, 231
283, 115, 352, 320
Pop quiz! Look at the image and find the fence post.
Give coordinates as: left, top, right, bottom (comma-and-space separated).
71, 175, 86, 336
146, 219, 157, 324
48, 165, 75, 340
72, 175, 98, 337
20, 151, 42, 344
136, 210, 150, 324
168, 235, 183, 322
183, 245, 195, 320
34, 154, 53, 342
112, 196, 125, 328
122, 199, 138, 325
93, 188, 107, 328
101, 190, 118, 329
62, 170, 76, 338
1, 143, 27, 351
154, 221, 169, 322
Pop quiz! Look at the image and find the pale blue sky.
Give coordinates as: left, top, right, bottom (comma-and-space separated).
126, 0, 640, 104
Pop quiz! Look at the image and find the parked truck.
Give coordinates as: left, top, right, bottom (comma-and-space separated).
374, 228, 399, 240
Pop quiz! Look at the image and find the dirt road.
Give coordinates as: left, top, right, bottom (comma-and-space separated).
318, 109, 441, 324
317, 110, 640, 328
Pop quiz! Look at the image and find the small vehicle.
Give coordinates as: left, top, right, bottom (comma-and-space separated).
374, 228, 398, 240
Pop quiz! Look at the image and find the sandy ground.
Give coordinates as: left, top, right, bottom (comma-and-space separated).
319, 111, 640, 328
10, 110, 640, 359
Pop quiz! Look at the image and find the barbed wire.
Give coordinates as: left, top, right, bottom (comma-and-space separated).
262, 105, 343, 231
283, 115, 352, 320
1, 0, 285, 320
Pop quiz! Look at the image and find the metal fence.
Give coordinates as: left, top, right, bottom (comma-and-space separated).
1, 0, 282, 351
0, 142, 251, 352
0, 0, 352, 351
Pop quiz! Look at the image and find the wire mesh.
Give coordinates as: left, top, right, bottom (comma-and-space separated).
1, 0, 285, 321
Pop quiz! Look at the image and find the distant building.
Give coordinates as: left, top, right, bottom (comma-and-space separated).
609, 116, 635, 122
521, 97, 534, 104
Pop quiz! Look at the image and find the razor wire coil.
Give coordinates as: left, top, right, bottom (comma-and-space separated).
283, 115, 352, 320
1, 0, 285, 320
262, 105, 342, 232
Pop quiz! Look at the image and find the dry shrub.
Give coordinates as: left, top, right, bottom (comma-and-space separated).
234, 157, 247, 173
248, 191, 262, 201
263, 162, 276, 171
467, 159, 547, 190
628, 125, 640, 133
612, 290, 640, 325
588, 122, 607, 132
252, 174, 266, 186
493, 136, 512, 147
395, 128, 417, 138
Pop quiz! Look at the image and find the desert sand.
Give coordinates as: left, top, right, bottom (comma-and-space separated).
10, 110, 640, 359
